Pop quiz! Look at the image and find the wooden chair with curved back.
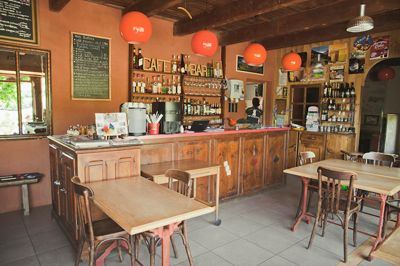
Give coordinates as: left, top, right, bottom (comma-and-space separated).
307, 167, 360, 263
71, 177, 135, 266
295, 151, 316, 218
362, 152, 395, 167
141, 169, 194, 266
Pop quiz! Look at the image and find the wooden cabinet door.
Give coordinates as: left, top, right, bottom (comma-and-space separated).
298, 133, 325, 162
213, 137, 239, 199
59, 152, 76, 238
77, 149, 141, 183
242, 135, 264, 193
266, 133, 286, 185
325, 134, 355, 159
287, 131, 299, 168
176, 140, 211, 201
49, 144, 60, 216
298, 143, 324, 162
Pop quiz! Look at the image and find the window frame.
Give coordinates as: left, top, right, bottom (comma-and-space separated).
290, 84, 321, 126
0, 44, 52, 140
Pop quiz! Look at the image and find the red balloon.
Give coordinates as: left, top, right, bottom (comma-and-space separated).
119, 12, 152, 44
282, 52, 302, 71
243, 43, 267, 66
191, 30, 219, 57
378, 67, 395, 81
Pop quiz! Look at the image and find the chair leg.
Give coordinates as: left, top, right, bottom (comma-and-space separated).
322, 210, 328, 237
89, 244, 95, 266
307, 200, 321, 249
343, 218, 349, 263
117, 239, 123, 262
129, 236, 136, 266
149, 237, 156, 266
135, 235, 140, 260
306, 190, 313, 213
180, 222, 194, 266
170, 235, 178, 258
383, 207, 389, 239
74, 239, 84, 266
353, 212, 358, 247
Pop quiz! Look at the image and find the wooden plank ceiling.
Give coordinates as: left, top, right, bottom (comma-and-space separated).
51, 0, 400, 49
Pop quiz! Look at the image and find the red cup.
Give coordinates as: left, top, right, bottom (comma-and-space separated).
148, 123, 160, 135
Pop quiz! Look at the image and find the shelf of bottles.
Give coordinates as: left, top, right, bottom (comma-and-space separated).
320, 82, 356, 133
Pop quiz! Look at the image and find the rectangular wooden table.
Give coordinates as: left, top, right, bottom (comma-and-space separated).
87, 176, 214, 266
284, 159, 400, 261
141, 159, 221, 225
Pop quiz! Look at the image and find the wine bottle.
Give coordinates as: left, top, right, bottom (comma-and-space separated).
132, 47, 137, 69
171, 55, 177, 73
180, 54, 186, 74
350, 82, 356, 98
137, 48, 144, 69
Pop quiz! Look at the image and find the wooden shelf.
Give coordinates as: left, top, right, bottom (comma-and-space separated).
185, 93, 221, 97
321, 121, 353, 124
132, 69, 179, 75
182, 74, 223, 80
183, 114, 222, 118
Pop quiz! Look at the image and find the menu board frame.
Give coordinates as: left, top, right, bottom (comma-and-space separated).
0, 0, 39, 45
71, 32, 111, 101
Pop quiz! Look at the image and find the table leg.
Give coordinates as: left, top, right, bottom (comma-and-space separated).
214, 167, 221, 226
368, 194, 387, 261
95, 240, 130, 266
21, 184, 29, 216
291, 177, 311, 232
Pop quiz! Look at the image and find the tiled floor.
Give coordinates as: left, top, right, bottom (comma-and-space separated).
0, 176, 396, 266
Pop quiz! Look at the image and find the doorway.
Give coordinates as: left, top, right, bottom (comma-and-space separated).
359, 58, 400, 154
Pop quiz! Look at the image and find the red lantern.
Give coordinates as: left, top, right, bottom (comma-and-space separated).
119, 12, 152, 44
378, 67, 395, 81
191, 30, 219, 57
282, 52, 302, 71
243, 43, 267, 66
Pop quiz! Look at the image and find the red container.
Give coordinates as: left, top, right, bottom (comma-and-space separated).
148, 123, 160, 135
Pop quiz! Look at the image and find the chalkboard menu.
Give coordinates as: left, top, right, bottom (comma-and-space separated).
71, 33, 111, 100
0, 0, 38, 45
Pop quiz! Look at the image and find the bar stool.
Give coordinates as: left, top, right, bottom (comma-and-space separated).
307, 167, 360, 263
71, 177, 135, 266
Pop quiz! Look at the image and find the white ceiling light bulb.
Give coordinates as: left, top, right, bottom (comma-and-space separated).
346, 4, 374, 33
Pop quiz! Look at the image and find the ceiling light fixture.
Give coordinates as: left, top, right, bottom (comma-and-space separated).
346, 4, 374, 33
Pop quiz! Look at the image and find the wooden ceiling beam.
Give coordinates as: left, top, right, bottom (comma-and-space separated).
219, 0, 400, 46
49, 0, 71, 11
259, 10, 400, 50
173, 0, 315, 36
123, 0, 183, 16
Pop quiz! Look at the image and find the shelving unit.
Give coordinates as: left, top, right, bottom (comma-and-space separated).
320, 95, 356, 133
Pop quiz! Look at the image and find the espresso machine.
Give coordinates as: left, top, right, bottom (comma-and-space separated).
120, 103, 147, 136
152, 102, 181, 134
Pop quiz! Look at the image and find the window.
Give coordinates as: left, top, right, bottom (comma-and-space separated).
0, 46, 51, 139
290, 84, 321, 126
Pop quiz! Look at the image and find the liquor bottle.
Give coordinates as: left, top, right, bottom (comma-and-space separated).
171, 76, 177, 94
136, 74, 141, 93
328, 83, 332, 98
185, 55, 190, 74
183, 99, 187, 115
180, 54, 186, 74
137, 48, 144, 70
132, 47, 137, 69
177, 76, 182, 94
132, 77, 137, 94
141, 75, 146, 93
323, 82, 328, 98
350, 82, 356, 98
345, 83, 350, 98
157, 75, 162, 93
187, 99, 192, 115
152, 76, 158, 94
171, 55, 177, 73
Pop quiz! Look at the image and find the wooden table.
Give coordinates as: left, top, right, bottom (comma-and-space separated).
87, 176, 214, 266
284, 159, 400, 260
141, 160, 221, 225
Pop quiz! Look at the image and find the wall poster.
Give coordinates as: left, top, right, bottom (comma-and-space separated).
370, 36, 390, 60
236, 55, 264, 75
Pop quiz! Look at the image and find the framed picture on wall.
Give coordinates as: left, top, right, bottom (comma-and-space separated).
236, 55, 264, 75
364, 115, 380, 126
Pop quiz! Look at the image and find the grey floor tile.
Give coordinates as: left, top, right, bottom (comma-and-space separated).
30, 226, 70, 254
240, 208, 286, 227
258, 255, 298, 266
0, 235, 35, 265
221, 216, 266, 237
37, 245, 76, 266
23, 205, 60, 236
244, 225, 303, 254
186, 216, 212, 232
188, 225, 238, 250
213, 239, 274, 266
279, 239, 342, 266
1, 255, 40, 266
175, 252, 233, 266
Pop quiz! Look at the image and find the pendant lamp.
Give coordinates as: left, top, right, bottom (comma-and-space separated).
282, 52, 302, 71
120, 11, 152, 44
243, 43, 267, 66
378, 67, 395, 81
346, 4, 374, 33
191, 30, 219, 57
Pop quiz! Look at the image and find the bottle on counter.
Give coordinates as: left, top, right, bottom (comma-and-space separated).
137, 48, 144, 70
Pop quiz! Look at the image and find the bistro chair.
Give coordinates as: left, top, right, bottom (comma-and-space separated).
142, 169, 194, 266
71, 177, 135, 266
384, 199, 400, 238
340, 150, 363, 162
359, 152, 396, 211
307, 167, 359, 263
295, 151, 316, 218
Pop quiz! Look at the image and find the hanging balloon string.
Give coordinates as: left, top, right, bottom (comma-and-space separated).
177, 0, 192, 19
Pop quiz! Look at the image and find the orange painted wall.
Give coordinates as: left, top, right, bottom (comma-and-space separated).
0, 0, 221, 213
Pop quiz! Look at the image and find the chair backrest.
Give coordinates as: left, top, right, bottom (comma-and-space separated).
340, 150, 353, 161
165, 169, 193, 198
299, 151, 316, 165
317, 167, 357, 214
362, 152, 395, 167
71, 176, 95, 243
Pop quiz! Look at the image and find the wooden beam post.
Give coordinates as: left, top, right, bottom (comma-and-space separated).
49, 0, 71, 12
123, 0, 182, 16
220, 0, 400, 46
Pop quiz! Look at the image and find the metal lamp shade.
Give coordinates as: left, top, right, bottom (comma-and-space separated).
346, 4, 374, 33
